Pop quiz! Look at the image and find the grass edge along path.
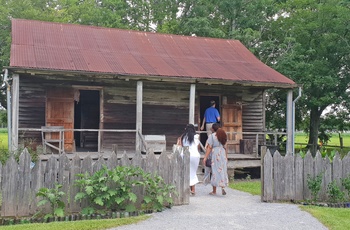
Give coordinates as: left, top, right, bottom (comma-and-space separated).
300, 206, 350, 230
231, 180, 350, 230
0, 215, 150, 230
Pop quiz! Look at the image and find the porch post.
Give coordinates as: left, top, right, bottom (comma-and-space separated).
189, 84, 195, 124
136, 81, 143, 152
11, 74, 19, 152
286, 89, 293, 154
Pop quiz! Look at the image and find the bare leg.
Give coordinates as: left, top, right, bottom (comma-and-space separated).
209, 186, 217, 195
190, 185, 195, 194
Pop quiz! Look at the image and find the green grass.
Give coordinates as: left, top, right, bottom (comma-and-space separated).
229, 180, 261, 196
300, 206, 350, 230
0, 132, 8, 150
0, 216, 150, 230
231, 180, 350, 230
295, 132, 350, 147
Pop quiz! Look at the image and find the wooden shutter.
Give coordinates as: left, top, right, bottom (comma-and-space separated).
46, 87, 74, 152
222, 104, 242, 153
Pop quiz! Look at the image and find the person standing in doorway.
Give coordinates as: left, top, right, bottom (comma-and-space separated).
200, 100, 220, 137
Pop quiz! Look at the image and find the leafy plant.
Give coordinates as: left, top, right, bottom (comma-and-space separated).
142, 173, 175, 211
327, 180, 345, 203
341, 175, 350, 199
75, 165, 144, 214
307, 173, 323, 202
36, 183, 65, 219
298, 150, 306, 158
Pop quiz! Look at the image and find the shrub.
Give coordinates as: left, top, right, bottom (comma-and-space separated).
307, 173, 323, 202
327, 180, 345, 203
142, 173, 175, 211
36, 183, 66, 219
75, 165, 176, 214
75, 165, 144, 214
341, 175, 350, 200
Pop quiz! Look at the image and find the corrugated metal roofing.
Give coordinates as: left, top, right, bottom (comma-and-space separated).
10, 19, 296, 87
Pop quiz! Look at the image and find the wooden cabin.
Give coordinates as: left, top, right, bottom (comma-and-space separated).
6, 19, 297, 164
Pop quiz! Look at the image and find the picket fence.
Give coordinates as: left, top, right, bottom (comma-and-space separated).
262, 149, 350, 202
0, 147, 190, 217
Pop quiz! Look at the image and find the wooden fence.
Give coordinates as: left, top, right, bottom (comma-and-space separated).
262, 148, 350, 202
0, 147, 190, 217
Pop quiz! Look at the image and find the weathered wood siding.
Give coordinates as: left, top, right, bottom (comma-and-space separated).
242, 89, 264, 138
262, 150, 350, 202
17, 74, 265, 153
18, 77, 46, 148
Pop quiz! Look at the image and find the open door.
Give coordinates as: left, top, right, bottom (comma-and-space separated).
199, 96, 220, 146
221, 104, 242, 153
74, 90, 100, 152
46, 87, 74, 152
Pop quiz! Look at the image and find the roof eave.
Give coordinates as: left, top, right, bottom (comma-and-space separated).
6, 67, 298, 89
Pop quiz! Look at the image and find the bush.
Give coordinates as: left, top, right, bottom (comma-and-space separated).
75, 165, 175, 214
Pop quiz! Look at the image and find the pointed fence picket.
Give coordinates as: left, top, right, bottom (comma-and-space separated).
0, 147, 189, 217
262, 149, 350, 202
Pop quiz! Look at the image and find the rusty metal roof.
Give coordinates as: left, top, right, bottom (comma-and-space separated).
10, 19, 296, 87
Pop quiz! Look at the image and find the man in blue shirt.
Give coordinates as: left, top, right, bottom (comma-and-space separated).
200, 100, 220, 137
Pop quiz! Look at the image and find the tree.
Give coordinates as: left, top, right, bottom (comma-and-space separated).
265, 0, 350, 153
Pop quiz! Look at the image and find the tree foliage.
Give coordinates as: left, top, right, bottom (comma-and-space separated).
1, 0, 350, 152
264, 0, 350, 152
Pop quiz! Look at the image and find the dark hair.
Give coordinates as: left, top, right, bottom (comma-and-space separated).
181, 124, 196, 144
210, 100, 216, 106
211, 123, 220, 132
216, 128, 227, 146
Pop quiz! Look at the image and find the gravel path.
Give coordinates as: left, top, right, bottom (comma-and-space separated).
109, 183, 328, 230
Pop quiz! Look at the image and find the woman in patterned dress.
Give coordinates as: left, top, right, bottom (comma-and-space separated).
203, 127, 228, 195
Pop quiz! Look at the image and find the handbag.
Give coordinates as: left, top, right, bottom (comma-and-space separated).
205, 134, 215, 167
205, 157, 212, 167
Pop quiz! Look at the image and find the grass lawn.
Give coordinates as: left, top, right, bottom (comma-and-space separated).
0, 129, 8, 149
231, 180, 350, 230
0, 216, 150, 230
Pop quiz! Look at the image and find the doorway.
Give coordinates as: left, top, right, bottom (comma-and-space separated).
74, 90, 100, 151
199, 95, 220, 146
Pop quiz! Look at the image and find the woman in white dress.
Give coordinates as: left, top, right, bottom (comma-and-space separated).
178, 124, 200, 195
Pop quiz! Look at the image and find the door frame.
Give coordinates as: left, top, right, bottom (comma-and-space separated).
72, 85, 103, 151
198, 94, 221, 146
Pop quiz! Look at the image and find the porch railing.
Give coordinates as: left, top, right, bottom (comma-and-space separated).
17, 128, 287, 155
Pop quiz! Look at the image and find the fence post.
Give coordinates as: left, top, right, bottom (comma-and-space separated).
260, 145, 267, 202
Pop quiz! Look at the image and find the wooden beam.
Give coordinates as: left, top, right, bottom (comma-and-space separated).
189, 84, 195, 125
11, 74, 19, 152
286, 90, 293, 154
136, 81, 143, 152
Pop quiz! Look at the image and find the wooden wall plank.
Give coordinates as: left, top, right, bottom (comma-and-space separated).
262, 149, 273, 202
283, 152, 294, 200
58, 154, 70, 209
17, 150, 32, 216
303, 151, 314, 200
332, 152, 342, 185
2, 157, 18, 216
273, 152, 283, 200
294, 155, 304, 200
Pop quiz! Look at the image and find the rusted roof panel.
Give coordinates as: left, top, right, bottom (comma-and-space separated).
10, 19, 296, 87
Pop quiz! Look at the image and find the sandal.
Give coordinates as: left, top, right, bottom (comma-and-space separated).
190, 191, 196, 196
222, 188, 226, 195
209, 192, 216, 195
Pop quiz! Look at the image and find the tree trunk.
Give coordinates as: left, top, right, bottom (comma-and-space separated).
308, 107, 321, 156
